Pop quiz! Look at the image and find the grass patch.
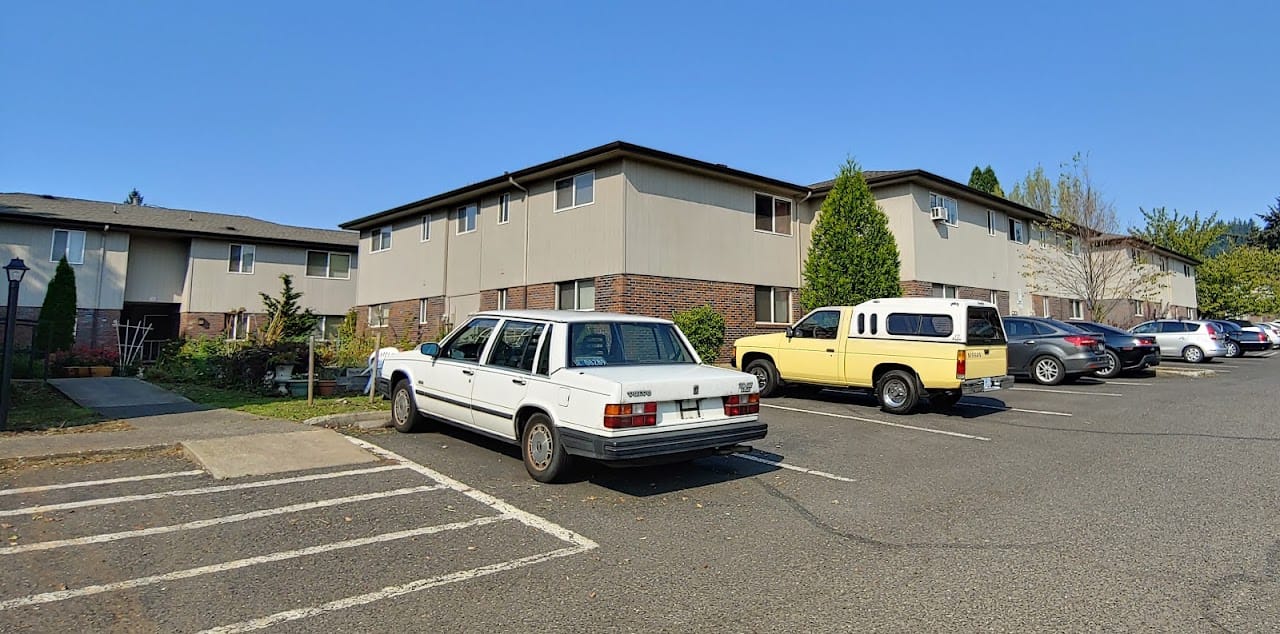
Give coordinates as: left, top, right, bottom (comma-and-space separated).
4, 381, 104, 433
157, 383, 389, 422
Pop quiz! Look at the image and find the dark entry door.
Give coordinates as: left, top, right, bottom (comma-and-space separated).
120, 303, 180, 362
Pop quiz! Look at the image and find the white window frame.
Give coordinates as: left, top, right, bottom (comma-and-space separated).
497, 289, 508, 310
369, 304, 390, 328
1070, 300, 1083, 320
420, 215, 431, 242
498, 193, 511, 225
419, 299, 429, 324
50, 229, 87, 264
228, 244, 255, 274
371, 226, 392, 253
1159, 256, 1169, 272
305, 251, 351, 280
929, 192, 959, 227
755, 286, 792, 325
1133, 299, 1144, 316
554, 170, 595, 212
556, 279, 595, 311
989, 290, 999, 305
1042, 297, 1051, 317
456, 203, 478, 234
1008, 218, 1026, 244
313, 315, 342, 342
931, 283, 958, 299
986, 210, 997, 236
754, 192, 794, 236
1183, 263, 1193, 277
226, 313, 251, 341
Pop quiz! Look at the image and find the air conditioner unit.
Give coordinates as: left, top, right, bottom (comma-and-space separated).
930, 206, 948, 222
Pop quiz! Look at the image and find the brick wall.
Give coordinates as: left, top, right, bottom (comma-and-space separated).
0, 307, 41, 349
357, 297, 447, 346
180, 312, 228, 338
902, 280, 1008, 314
1, 307, 119, 350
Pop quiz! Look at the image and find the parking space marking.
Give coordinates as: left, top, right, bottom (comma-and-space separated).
762, 403, 991, 441
2, 484, 444, 555
0, 515, 509, 611
0, 464, 407, 518
734, 453, 857, 482
958, 401, 1073, 417
1011, 387, 1124, 397
1099, 381, 1150, 387
1259, 351, 1278, 358
0, 470, 205, 497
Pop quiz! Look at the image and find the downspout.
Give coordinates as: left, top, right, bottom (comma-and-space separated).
796, 190, 813, 299
92, 222, 110, 346
508, 174, 529, 307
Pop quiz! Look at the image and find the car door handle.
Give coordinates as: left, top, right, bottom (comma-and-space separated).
1024, 341, 1036, 345
461, 369, 474, 376
511, 378, 526, 385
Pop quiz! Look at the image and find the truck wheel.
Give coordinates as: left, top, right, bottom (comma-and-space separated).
745, 359, 780, 398
522, 412, 571, 483
876, 370, 920, 415
390, 380, 427, 433
929, 390, 962, 412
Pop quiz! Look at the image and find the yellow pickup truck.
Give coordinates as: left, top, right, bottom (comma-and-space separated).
733, 298, 1013, 414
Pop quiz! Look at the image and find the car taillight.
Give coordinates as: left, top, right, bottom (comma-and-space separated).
604, 402, 658, 428
722, 393, 760, 416
1205, 323, 1217, 336
956, 350, 966, 380
1141, 337, 1156, 346
1261, 333, 1269, 342
1063, 335, 1097, 348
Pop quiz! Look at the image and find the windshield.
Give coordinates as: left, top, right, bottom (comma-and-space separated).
568, 322, 696, 367
966, 307, 1007, 345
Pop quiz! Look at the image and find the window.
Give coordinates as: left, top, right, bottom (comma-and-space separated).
856, 313, 865, 335
371, 226, 392, 252
50, 229, 86, 264
456, 203, 478, 234
792, 310, 840, 339
535, 325, 553, 376
1131, 322, 1155, 334
313, 315, 343, 341
1042, 297, 1051, 317
439, 318, 498, 363
485, 321, 546, 372
1159, 257, 1169, 272
556, 279, 595, 310
1183, 264, 1193, 277
754, 286, 791, 323
1133, 299, 1144, 316
1070, 300, 1083, 320
419, 299, 429, 324
497, 289, 508, 310
421, 216, 431, 242
498, 193, 511, 224
228, 244, 255, 274
226, 313, 251, 340
870, 313, 878, 335
986, 210, 997, 236
1129, 248, 1139, 262
306, 251, 351, 279
369, 304, 390, 328
554, 171, 594, 211
886, 313, 954, 337
754, 193, 793, 235
929, 193, 958, 226
1008, 219, 1026, 244
967, 306, 1006, 345
989, 290, 999, 305
931, 284, 957, 299
568, 322, 694, 367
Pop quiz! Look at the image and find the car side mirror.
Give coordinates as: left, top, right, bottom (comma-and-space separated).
419, 342, 440, 357
784, 326, 795, 339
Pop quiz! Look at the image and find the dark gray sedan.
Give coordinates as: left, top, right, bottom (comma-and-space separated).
1002, 317, 1109, 385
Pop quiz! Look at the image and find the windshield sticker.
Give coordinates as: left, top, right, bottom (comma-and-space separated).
575, 356, 608, 366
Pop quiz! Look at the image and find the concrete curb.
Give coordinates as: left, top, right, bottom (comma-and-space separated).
304, 411, 390, 429
1154, 366, 1216, 378
0, 445, 174, 469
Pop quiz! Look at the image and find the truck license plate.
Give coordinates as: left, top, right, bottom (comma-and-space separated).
679, 399, 701, 420
982, 377, 998, 391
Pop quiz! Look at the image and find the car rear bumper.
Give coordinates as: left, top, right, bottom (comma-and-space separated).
1117, 348, 1161, 369
960, 375, 1014, 395
1064, 355, 1109, 373
1239, 341, 1272, 352
559, 421, 768, 463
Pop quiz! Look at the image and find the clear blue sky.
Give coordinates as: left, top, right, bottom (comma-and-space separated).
3, 1, 1277, 231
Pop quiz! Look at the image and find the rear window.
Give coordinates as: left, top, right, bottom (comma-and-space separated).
885, 313, 953, 337
967, 307, 1006, 345
1043, 319, 1087, 333
568, 322, 695, 367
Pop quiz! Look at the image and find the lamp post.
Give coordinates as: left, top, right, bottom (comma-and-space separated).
1, 257, 30, 431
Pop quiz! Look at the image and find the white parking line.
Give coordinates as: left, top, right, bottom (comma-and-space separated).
734, 453, 857, 482
2, 485, 444, 555
1011, 387, 1124, 397
1098, 381, 1150, 387
762, 403, 991, 441
0, 515, 508, 611
1259, 351, 1278, 358
959, 402, 1073, 417
0, 464, 407, 518
0, 470, 205, 496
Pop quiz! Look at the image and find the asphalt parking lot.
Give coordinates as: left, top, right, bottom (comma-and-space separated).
4, 352, 1279, 632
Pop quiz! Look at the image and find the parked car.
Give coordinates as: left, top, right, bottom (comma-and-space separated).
733, 298, 1012, 414
1254, 322, 1280, 348
1002, 317, 1108, 385
1225, 319, 1280, 349
1067, 320, 1161, 378
1129, 320, 1227, 363
1206, 320, 1270, 357
378, 310, 767, 482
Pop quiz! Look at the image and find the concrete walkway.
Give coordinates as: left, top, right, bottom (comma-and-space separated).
48, 377, 204, 418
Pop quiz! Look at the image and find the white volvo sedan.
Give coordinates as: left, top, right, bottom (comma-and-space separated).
377, 310, 767, 482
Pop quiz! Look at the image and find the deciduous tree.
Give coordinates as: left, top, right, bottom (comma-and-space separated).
1196, 246, 1280, 317
1130, 207, 1227, 260
801, 159, 901, 309
1008, 165, 1054, 214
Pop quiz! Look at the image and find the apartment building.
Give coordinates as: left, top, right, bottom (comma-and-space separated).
0, 193, 358, 356
340, 141, 1198, 358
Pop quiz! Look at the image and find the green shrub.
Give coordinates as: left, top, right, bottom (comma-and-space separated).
672, 305, 726, 363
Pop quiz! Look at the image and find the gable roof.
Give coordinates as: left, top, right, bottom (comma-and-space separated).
810, 169, 1052, 222
0, 193, 357, 250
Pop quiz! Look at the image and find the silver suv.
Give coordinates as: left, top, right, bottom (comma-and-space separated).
1130, 320, 1227, 363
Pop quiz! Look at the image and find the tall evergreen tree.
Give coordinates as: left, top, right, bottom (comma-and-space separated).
258, 274, 319, 344
1251, 196, 1280, 250
968, 166, 985, 190
981, 166, 1004, 197
801, 159, 901, 309
36, 257, 78, 352
124, 189, 144, 205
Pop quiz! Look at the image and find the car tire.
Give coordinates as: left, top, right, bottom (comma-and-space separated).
1094, 350, 1122, 379
390, 380, 427, 433
1182, 345, 1205, 363
521, 412, 571, 483
876, 369, 920, 415
1224, 341, 1241, 358
745, 359, 781, 398
929, 390, 962, 412
1031, 355, 1066, 386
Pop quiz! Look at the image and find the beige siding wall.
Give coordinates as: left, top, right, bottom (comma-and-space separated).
0, 220, 128, 309
124, 235, 189, 304
526, 160, 625, 285
909, 185, 1028, 297
623, 159, 801, 287
184, 238, 356, 315
356, 213, 448, 305
478, 191, 528, 291
1167, 258, 1198, 308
